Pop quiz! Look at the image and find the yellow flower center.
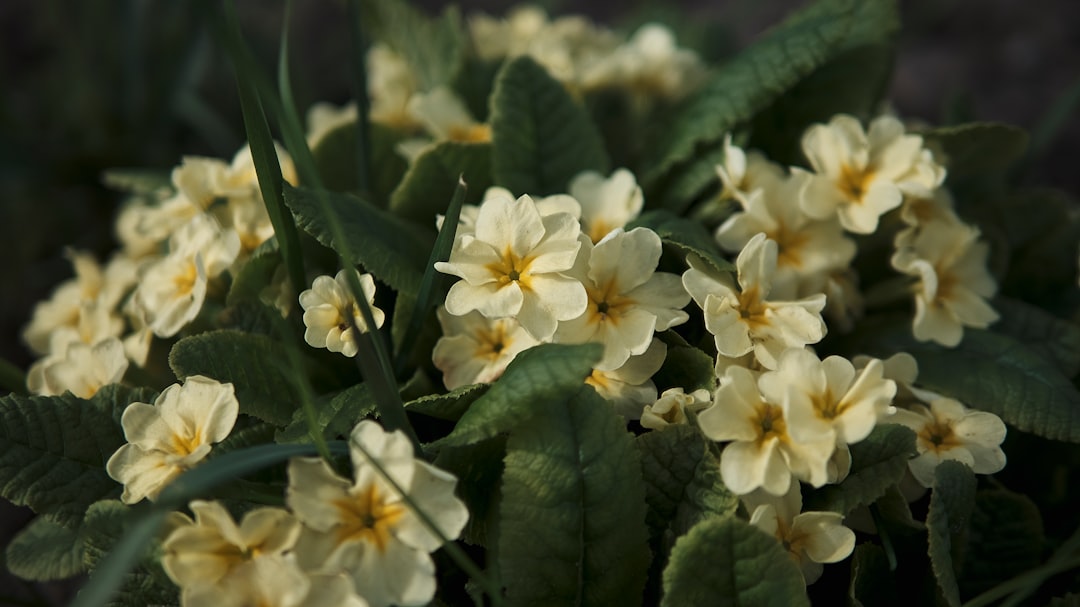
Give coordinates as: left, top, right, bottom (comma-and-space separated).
737, 286, 769, 329
333, 482, 406, 553
586, 220, 613, 244
586, 369, 610, 390
586, 281, 634, 327
475, 322, 512, 360
169, 426, 205, 457
753, 402, 788, 446
812, 388, 851, 421
487, 249, 537, 291
448, 123, 492, 143
918, 417, 962, 454
768, 224, 810, 269
838, 164, 875, 203
174, 261, 199, 296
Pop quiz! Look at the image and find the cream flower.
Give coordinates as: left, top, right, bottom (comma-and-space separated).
106, 375, 238, 503
586, 338, 666, 418
889, 398, 1007, 487
759, 349, 896, 446
640, 387, 711, 430
367, 43, 420, 129
398, 87, 491, 161
699, 366, 834, 495
435, 193, 587, 341
300, 269, 386, 358
29, 337, 128, 398
286, 421, 469, 607
891, 220, 999, 346
555, 228, 689, 370
682, 233, 827, 369
744, 484, 856, 584
307, 101, 359, 149
569, 169, 644, 244
715, 135, 785, 205
797, 114, 945, 234
468, 5, 549, 61
437, 188, 581, 238
132, 213, 241, 338
185, 557, 368, 607
432, 307, 539, 390
899, 185, 961, 228
715, 170, 856, 299
580, 23, 705, 101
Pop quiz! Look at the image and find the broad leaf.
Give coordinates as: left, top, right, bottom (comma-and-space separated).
849, 543, 899, 607
169, 330, 299, 426
312, 121, 409, 202
627, 209, 734, 275
276, 382, 376, 444
957, 489, 1045, 597
804, 424, 916, 514
920, 122, 1029, 179
845, 321, 1080, 442
646, 0, 898, 185
499, 386, 650, 606
81, 500, 176, 607
653, 345, 718, 394
226, 239, 281, 306
405, 383, 489, 422
0, 385, 154, 527
433, 435, 505, 546
653, 142, 726, 214
6, 515, 87, 581
636, 425, 737, 542
362, 0, 464, 90
435, 343, 602, 447
926, 460, 976, 607
284, 184, 435, 296
993, 297, 1080, 377
389, 141, 492, 224
661, 516, 810, 607
490, 56, 609, 196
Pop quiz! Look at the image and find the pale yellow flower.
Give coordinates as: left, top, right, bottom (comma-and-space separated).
367, 43, 420, 129
307, 101, 359, 149
586, 337, 666, 418
432, 307, 539, 390
580, 23, 705, 101
569, 168, 644, 244
398, 87, 491, 161
299, 269, 385, 358
640, 387, 711, 430
28, 337, 128, 398
106, 376, 238, 503
889, 397, 1007, 487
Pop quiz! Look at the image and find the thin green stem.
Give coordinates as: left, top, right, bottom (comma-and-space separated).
269, 312, 333, 464
868, 504, 898, 571
963, 554, 1080, 607
345, 0, 372, 196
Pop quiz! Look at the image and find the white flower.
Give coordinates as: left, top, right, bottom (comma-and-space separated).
744, 484, 856, 584
555, 228, 689, 370
307, 101, 359, 149
523, 14, 618, 90
797, 114, 945, 234
468, 5, 550, 61
435, 193, 587, 341
581, 23, 705, 101
437, 188, 581, 238
106, 376, 238, 503
367, 44, 420, 129
300, 269, 386, 358
586, 338, 666, 418
185, 558, 367, 607
29, 337, 128, 398
398, 87, 491, 161
432, 307, 540, 390
640, 387, 711, 430
569, 169, 644, 244
682, 233, 827, 369
286, 421, 469, 607
891, 220, 998, 346
699, 366, 834, 495
899, 185, 961, 228
132, 213, 241, 338
889, 398, 1007, 487
759, 349, 896, 446
715, 135, 785, 206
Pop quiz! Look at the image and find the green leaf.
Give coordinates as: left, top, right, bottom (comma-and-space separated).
226, 239, 281, 306
646, 0, 899, 185
845, 321, 1080, 443
311, 121, 408, 202
283, 183, 435, 296
653, 345, 717, 394
636, 425, 737, 542
276, 382, 376, 444
80, 500, 176, 607
957, 489, 1045, 597
499, 386, 650, 606
101, 169, 171, 195
849, 543, 899, 607
804, 424, 916, 514
6, 515, 87, 581
920, 122, 1029, 180
213, 421, 277, 455
405, 383, 489, 422
993, 297, 1080, 377
362, 0, 464, 91
434, 343, 602, 447
490, 56, 610, 196
0, 385, 154, 527
627, 209, 734, 275
169, 330, 299, 426
661, 516, 810, 607
926, 460, 976, 607
433, 435, 505, 546
652, 142, 726, 215
389, 141, 491, 223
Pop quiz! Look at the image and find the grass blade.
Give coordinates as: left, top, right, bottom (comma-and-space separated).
345, 0, 373, 196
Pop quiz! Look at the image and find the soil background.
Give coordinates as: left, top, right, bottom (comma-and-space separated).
0, 0, 1077, 604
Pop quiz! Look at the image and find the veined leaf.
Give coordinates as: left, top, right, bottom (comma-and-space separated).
0, 385, 155, 527
849, 543, 899, 607
435, 343, 601, 447
490, 56, 610, 196
276, 382, 376, 444
499, 386, 650, 606
920, 122, 1029, 179
283, 183, 435, 296
804, 424, 916, 514
646, 0, 899, 185
653, 345, 718, 395
636, 425, 737, 542
389, 141, 492, 224
661, 516, 810, 607
627, 209, 734, 275
405, 383, 489, 422
362, 0, 465, 91
6, 515, 87, 581
433, 435, 505, 546
169, 330, 299, 426
993, 297, 1080, 377
926, 460, 976, 607
652, 142, 726, 215
81, 500, 176, 607
312, 121, 409, 202
958, 489, 1045, 598
845, 321, 1080, 443
226, 238, 281, 307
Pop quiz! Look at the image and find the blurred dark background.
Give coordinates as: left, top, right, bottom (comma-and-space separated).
0, 0, 1077, 604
